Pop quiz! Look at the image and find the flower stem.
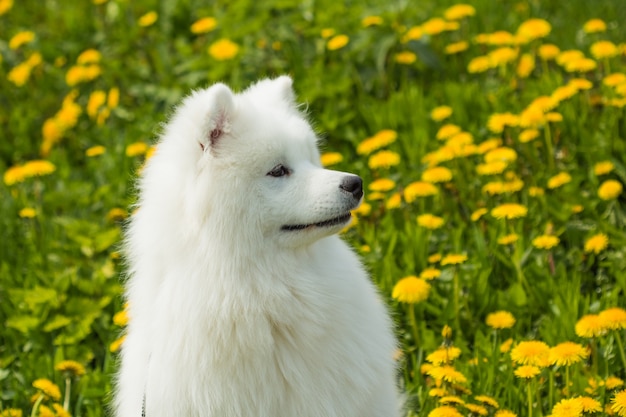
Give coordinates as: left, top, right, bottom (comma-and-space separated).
614, 330, 626, 372
64, 376, 72, 411
408, 303, 420, 349
31, 394, 45, 417
527, 381, 533, 417
544, 126, 555, 171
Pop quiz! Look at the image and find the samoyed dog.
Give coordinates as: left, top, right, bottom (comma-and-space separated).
115, 76, 399, 417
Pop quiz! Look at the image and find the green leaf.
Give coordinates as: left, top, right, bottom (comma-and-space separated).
6, 316, 40, 334
43, 315, 72, 332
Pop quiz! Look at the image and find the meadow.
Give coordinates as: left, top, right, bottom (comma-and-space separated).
1, 0, 626, 416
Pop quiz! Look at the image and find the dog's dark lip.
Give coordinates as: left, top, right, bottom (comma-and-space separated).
281, 212, 352, 231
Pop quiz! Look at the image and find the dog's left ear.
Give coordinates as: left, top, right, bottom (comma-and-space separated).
273, 75, 296, 106
202, 83, 235, 152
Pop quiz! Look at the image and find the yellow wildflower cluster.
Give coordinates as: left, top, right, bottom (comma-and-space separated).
66, 49, 102, 86
7, 51, 42, 87
41, 91, 82, 156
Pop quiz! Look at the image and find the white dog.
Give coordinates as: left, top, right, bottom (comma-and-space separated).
115, 76, 399, 417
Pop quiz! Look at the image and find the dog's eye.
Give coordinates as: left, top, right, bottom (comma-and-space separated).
267, 164, 290, 177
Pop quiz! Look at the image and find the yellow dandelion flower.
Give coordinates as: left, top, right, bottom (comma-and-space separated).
422, 17, 448, 36
488, 47, 518, 66
551, 398, 583, 417
470, 208, 488, 221
557, 49, 585, 66
392, 276, 431, 303
55, 360, 86, 377
439, 396, 465, 405
497, 234, 519, 245
565, 57, 597, 73
444, 4, 475, 20
436, 124, 461, 140
591, 40, 618, 60
427, 347, 462, 365
52, 404, 70, 417
38, 405, 54, 417
386, 192, 402, 209
76, 49, 101, 65
0, 409, 23, 417
87, 90, 107, 119
113, 309, 129, 327
209, 38, 240, 60
442, 325, 452, 339
532, 234, 560, 250
600, 307, 626, 330
327, 34, 349, 51
191, 16, 217, 34
518, 129, 539, 143
517, 18, 551, 41
395, 51, 417, 64
441, 253, 467, 266
417, 213, 445, 230
7, 61, 33, 87
495, 410, 517, 417
511, 341, 550, 367
404, 181, 438, 202
353, 202, 371, 217
464, 404, 488, 416
107, 87, 120, 109
420, 267, 441, 280
361, 15, 383, 27
614, 390, 626, 417
468, 55, 491, 73
475, 395, 499, 408
427, 365, 468, 384
368, 150, 400, 169
549, 341, 589, 366
421, 166, 452, 183
583, 18, 606, 33
125, 143, 149, 158
32, 378, 61, 401
607, 377, 625, 390
138, 11, 158, 27
538, 44, 560, 60
575, 396, 602, 413
476, 161, 507, 176
445, 41, 469, 55
491, 203, 528, 220
514, 365, 541, 379
500, 338, 514, 353
584, 233, 609, 254
431, 106, 453, 122
517, 53, 535, 78
320, 28, 335, 38
428, 406, 463, 417
548, 172, 572, 190
429, 388, 447, 397
356, 129, 397, 155
110, 334, 126, 352
487, 113, 518, 133
369, 178, 396, 192
486, 311, 516, 329
19, 208, 36, 218
20, 160, 56, 179
575, 314, 607, 338
604, 73, 626, 87
107, 208, 128, 222
0, 0, 13, 15
598, 179, 622, 200
9, 31, 35, 50
429, 253, 442, 264
402, 26, 423, 43
320, 152, 343, 167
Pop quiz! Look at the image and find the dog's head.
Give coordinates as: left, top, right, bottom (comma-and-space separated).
139, 76, 362, 249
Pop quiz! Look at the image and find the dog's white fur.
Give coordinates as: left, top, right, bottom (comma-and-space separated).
115, 76, 398, 417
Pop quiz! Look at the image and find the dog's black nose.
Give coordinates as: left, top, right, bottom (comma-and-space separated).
339, 176, 363, 200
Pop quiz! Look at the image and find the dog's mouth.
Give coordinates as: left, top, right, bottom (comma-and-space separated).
281, 212, 352, 231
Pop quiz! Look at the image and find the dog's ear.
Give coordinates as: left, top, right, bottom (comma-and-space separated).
273, 75, 296, 106
202, 83, 235, 152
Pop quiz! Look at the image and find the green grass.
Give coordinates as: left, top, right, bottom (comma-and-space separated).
1, 0, 626, 416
